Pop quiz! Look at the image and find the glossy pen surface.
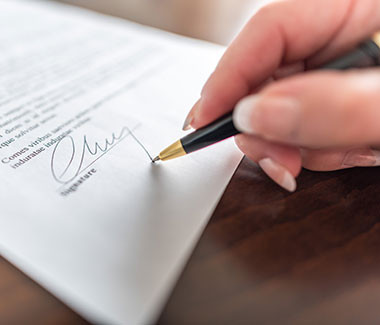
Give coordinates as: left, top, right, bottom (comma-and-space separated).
181, 112, 238, 154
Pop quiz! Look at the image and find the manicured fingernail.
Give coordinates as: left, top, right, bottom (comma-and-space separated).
182, 99, 201, 130
182, 113, 194, 131
233, 95, 300, 138
258, 158, 297, 192
342, 149, 380, 167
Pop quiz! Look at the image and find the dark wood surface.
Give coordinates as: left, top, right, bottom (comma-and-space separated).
159, 157, 380, 324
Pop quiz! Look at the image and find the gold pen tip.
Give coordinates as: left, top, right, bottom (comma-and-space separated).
152, 156, 161, 163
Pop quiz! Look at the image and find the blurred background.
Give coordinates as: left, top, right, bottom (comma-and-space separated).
55, 0, 271, 45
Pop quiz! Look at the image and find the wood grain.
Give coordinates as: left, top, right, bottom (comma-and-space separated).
158, 157, 380, 324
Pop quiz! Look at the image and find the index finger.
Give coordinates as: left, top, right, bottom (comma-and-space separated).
190, 0, 380, 129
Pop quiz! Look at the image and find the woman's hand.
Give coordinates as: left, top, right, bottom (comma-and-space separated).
183, 0, 380, 192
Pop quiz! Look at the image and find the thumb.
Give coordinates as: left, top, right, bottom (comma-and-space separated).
232, 70, 380, 148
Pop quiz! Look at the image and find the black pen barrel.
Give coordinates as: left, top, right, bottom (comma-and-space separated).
321, 39, 380, 70
180, 112, 239, 154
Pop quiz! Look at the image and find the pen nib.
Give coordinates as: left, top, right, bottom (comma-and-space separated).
152, 156, 161, 163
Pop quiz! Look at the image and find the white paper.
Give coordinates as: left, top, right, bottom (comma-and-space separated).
0, 1, 242, 323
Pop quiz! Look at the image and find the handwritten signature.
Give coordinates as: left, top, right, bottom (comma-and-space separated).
51, 126, 153, 184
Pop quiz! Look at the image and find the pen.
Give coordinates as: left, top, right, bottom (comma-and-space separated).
153, 32, 380, 163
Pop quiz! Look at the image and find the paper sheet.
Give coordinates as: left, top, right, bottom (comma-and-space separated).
0, 1, 242, 323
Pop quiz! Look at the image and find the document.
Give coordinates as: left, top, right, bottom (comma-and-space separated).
0, 1, 242, 323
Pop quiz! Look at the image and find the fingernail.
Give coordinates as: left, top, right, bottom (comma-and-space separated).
258, 158, 297, 192
182, 113, 194, 131
182, 99, 201, 131
233, 95, 300, 138
342, 149, 380, 167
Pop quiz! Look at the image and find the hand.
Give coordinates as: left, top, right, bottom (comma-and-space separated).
183, 0, 380, 192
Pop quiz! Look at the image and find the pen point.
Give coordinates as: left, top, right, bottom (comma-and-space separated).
152, 156, 161, 163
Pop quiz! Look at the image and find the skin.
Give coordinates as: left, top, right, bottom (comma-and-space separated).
184, 0, 380, 190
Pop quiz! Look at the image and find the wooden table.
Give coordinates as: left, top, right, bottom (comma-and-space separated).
159, 158, 380, 324
3, 1, 380, 324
